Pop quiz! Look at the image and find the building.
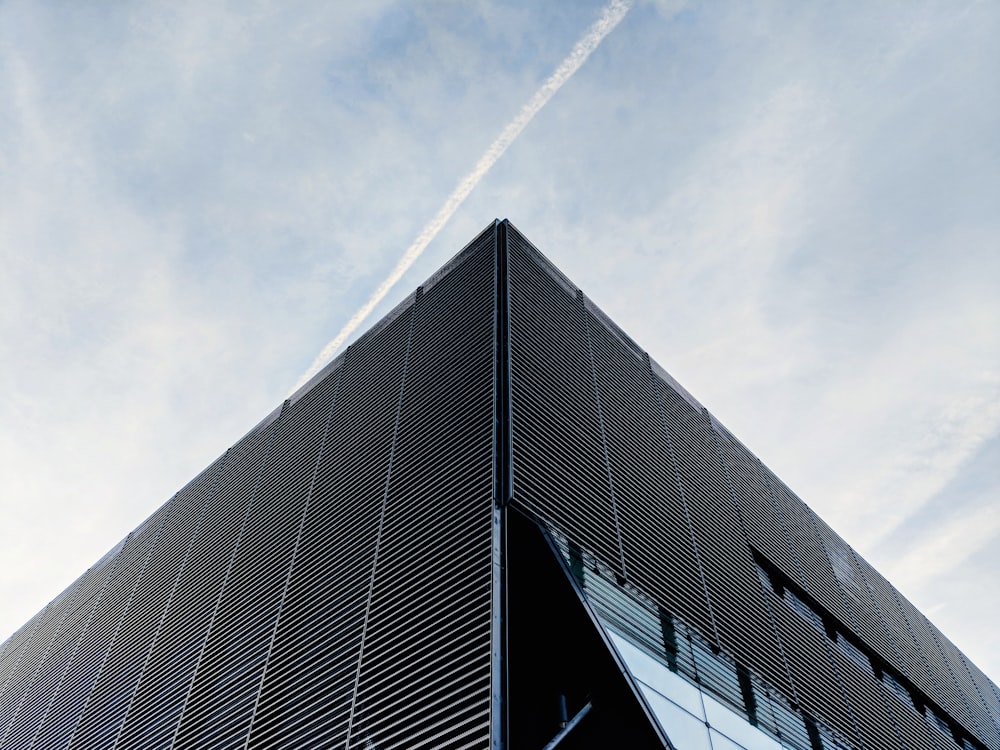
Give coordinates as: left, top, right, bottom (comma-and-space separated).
0, 220, 997, 750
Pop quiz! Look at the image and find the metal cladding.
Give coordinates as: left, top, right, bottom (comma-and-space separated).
1, 220, 997, 750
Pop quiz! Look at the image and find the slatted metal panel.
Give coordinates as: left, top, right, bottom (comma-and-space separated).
246, 224, 495, 750
1, 553, 119, 749
0, 590, 77, 740
500, 222, 998, 750
67, 455, 225, 749
832, 643, 904, 749
885, 684, 943, 750
34, 504, 171, 749
114, 416, 280, 750
716, 431, 799, 595
933, 622, 1000, 750
854, 553, 936, 698
0, 551, 118, 748
507, 231, 626, 581
658, 381, 793, 697
244, 304, 415, 748
777, 488, 850, 634
172, 352, 347, 750
583, 304, 715, 640
897, 592, 977, 738
768, 589, 856, 740
0, 625, 38, 700
345, 238, 495, 749
811, 515, 879, 640
801, 508, 860, 633
965, 656, 1000, 748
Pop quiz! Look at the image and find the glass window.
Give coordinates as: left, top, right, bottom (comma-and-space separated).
704, 693, 784, 750
818, 727, 853, 750
711, 729, 747, 749
638, 685, 712, 750
567, 541, 585, 586
834, 633, 871, 675
608, 631, 704, 717
691, 639, 743, 710
926, 707, 953, 739
659, 606, 679, 671
784, 589, 825, 633
882, 670, 913, 710
747, 686, 782, 742
755, 561, 776, 594
769, 699, 812, 750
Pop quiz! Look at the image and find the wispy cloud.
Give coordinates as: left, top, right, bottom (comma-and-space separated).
292, 0, 633, 391
882, 503, 1000, 594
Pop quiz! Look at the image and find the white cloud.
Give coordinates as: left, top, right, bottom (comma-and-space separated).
883, 504, 1000, 594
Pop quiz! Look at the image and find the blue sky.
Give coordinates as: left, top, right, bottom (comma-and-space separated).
1, 0, 998, 683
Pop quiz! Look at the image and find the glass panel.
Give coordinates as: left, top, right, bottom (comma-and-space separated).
755, 562, 775, 594
711, 729, 747, 749
882, 671, 913, 709
638, 685, 712, 750
609, 631, 705, 717
748, 686, 781, 742
769, 699, 812, 750
784, 589, 825, 633
692, 639, 743, 711
818, 726, 853, 750
926, 707, 953, 739
704, 694, 783, 750
833, 633, 870, 674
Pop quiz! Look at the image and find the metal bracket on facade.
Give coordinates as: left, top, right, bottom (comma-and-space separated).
541, 700, 593, 749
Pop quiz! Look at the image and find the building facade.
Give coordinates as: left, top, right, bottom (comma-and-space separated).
0, 220, 997, 750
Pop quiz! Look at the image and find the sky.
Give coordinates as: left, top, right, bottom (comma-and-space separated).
1, 0, 998, 686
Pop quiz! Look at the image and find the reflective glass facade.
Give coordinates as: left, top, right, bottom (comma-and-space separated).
1, 220, 997, 750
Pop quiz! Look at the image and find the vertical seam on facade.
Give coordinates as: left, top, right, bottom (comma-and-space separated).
880, 558, 947, 702
706, 422, 801, 709
168, 417, 283, 749
877, 683, 914, 750
64, 507, 174, 750
760, 472, 810, 606
847, 550, 925, 747
755, 470, 817, 712
344, 292, 419, 748
798, 511, 872, 747
818, 619, 867, 747
888, 583, 955, 739
645, 355, 721, 647
109, 455, 229, 750
957, 648, 1000, 742
496, 220, 513, 510
241, 350, 349, 750
925, 612, 983, 738
27, 530, 136, 749
2, 564, 89, 745
804, 510, 859, 633
577, 290, 627, 581
0, 612, 47, 705
837, 531, 910, 666
757, 468, 827, 712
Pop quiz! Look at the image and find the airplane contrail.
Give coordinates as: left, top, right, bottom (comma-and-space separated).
292, 0, 632, 393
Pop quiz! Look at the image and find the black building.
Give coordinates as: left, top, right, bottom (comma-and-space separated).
1, 220, 997, 750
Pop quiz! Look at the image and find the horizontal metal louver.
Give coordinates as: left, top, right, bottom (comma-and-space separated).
501, 220, 998, 750
583, 305, 715, 639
